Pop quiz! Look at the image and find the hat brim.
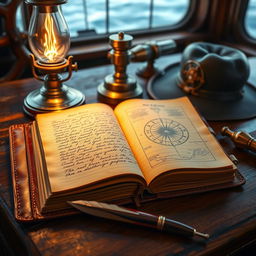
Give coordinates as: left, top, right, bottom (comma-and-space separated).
147, 62, 256, 121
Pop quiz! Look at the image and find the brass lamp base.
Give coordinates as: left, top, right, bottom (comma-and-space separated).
24, 85, 85, 117
97, 74, 143, 105
24, 54, 85, 117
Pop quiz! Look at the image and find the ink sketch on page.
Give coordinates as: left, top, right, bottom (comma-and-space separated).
124, 102, 215, 168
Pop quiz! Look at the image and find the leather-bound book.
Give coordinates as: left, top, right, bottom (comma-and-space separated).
9, 97, 244, 221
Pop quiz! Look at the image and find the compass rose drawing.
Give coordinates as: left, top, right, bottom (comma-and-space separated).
144, 118, 189, 146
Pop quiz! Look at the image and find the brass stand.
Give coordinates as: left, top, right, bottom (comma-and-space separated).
97, 32, 143, 105
221, 126, 256, 152
24, 54, 85, 117
131, 40, 176, 78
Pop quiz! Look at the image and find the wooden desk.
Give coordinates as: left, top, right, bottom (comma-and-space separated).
1, 58, 256, 256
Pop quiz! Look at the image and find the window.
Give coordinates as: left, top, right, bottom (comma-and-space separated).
17, 0, 190, 38
16, 4, 24, 32
245, 0, 256, 38
2, 0, 256, 82
3, 0, 210, 81
61, 0, 190, 37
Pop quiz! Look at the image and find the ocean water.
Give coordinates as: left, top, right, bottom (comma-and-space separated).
245, 0, 256, 37
62, 0, 190, 37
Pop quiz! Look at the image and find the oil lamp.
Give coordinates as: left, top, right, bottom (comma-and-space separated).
24, 0, 85, 117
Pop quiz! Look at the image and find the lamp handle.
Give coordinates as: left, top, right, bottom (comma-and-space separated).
29, 54, 45, 82
61, 56, 78, 82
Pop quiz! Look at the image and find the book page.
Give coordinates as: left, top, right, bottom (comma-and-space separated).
36, 104, 144, 193
114, 97, 234, 185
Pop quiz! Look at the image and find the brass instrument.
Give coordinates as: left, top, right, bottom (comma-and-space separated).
130, 39, 176, 78
221, 126, 256, 152
97, 32, 143, 105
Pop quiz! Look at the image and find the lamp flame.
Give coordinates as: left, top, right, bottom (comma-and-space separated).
43, 14, 58, 62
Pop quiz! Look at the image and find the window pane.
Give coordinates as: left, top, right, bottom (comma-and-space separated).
245, 0, 256, 38
62, 0, 86, 37
16, 4, 24, 32
109, 0, 151, 32
151, 0, 190, 28
62, 0, 190, 37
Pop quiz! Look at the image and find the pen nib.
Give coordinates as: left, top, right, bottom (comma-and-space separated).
194, 230, 210, 239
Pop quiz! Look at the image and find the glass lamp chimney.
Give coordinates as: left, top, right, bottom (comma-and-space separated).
28, 4, 70, 64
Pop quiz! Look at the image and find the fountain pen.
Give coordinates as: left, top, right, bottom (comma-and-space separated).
68, 200, 209, 239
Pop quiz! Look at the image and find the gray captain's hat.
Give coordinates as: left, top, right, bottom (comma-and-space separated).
148, 42, 255, 121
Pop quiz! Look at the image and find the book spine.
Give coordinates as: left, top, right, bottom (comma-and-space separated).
9, 124, 34, 221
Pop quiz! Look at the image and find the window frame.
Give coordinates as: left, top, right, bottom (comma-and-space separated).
205, 0, 256, 56
5, 0, 251, 80
18, 0, 211, 68
66, 0, 211, 67
235, 0, 256, 55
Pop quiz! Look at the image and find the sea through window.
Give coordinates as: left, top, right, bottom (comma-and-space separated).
17, 0, 190, 38
245, 0, 256, 38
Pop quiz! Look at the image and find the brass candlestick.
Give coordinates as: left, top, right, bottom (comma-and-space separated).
97, 32, 143, 105
24, 0, 85, 117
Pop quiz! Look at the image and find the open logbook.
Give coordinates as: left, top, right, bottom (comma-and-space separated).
9, 97, 244, 221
